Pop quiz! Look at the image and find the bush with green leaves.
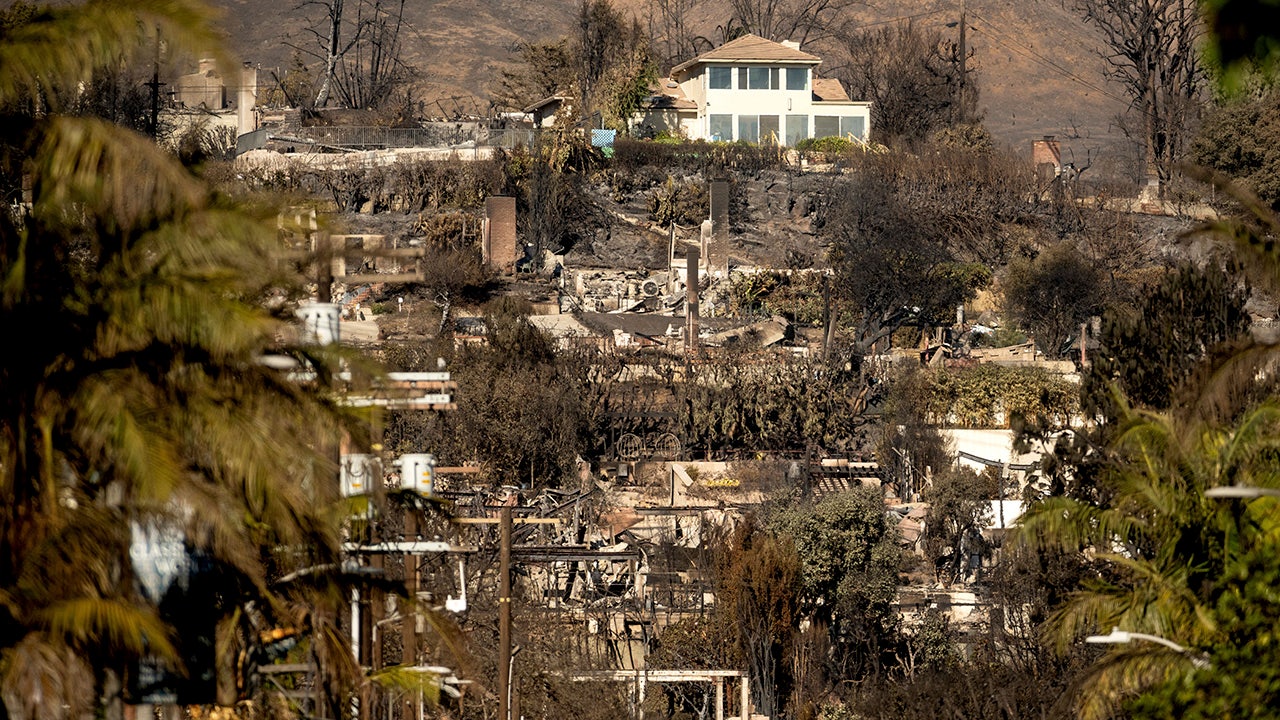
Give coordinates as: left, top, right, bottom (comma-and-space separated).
768, 488, 903, 679
727, 271, 826, 324
611, 137, 788, 175
890, 364, 1078, 428
796, 135, 859, 159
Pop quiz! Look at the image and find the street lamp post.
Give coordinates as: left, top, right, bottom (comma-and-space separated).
1085, 627, 1210, 668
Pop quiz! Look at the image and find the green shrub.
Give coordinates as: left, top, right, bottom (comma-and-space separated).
796, 136, 857, 156
728, 271, 825, 324
611, 137, 787, 175
893, 364, 1077, 428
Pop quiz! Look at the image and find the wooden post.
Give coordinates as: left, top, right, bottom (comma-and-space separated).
715, 678, 724, 720
1080, 321, 1088, 366
401, 507, 419, 720
638, 673, 646, 720
498, 507, 512, 720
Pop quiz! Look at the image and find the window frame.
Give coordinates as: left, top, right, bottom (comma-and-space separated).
709, 114, 734, 141
786, 67, 807, 91
814, 115, 840, 138
786, 114, 809, 146
840, 116, 866, 140
708, 66, 732, 90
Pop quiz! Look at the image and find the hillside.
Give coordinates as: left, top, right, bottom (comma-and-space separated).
213, 0, 1135, 171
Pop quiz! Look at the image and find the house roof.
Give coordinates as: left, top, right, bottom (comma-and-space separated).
671, 33, 821, 74
523, 94, 571, 114
811, 77, 851, 102
642, 79, 698, 111
528, 314, 595, 338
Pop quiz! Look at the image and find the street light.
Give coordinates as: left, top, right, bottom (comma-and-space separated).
1205, 485, 1280, 500
1085, 627, 1210, 668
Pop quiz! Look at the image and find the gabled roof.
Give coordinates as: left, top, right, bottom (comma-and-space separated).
811, 77, 851, 102
672, 34, 821, 74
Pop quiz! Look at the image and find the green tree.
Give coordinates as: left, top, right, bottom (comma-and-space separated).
1130, 535, 1280, 720
1190, 91, 1280, 210
769, 489, 901, 680
1085, 261, 1251, 417
923, 466, 996, 586
1001, 242, 1105, 359
1201, 0, 1280, 83
1016, 402, 1280, 719
0, 2, 371, 716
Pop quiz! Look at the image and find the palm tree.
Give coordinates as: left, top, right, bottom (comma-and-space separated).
1016, 399, 1280, 718
0, 2, 372, 717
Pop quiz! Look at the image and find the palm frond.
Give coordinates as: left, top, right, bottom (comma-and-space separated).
0, 636, 95, 720
0, 0, 228, 110
1075, 646, 1196, 720
39, 597, 178, 661
31, 117, 206, 237
368, 666, 444, 703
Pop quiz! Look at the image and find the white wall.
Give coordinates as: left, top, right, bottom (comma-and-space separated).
673, 63, 871, 145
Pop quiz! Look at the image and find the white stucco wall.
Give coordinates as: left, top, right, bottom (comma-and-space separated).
671, 63, 871, 145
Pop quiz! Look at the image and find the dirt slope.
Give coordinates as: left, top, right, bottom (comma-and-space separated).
212, 0, 1135, 165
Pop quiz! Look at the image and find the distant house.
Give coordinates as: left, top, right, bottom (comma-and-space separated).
524, 94, 574, 129
637, 34, 871, 146
174, 58, 226, 110
171, 58, 259, 138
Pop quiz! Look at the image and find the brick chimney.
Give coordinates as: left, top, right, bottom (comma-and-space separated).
1032, 135, 1061, 183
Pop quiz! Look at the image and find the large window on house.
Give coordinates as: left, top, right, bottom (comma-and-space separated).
816, 115, 868, 140
732, 115, 781, 144
786, 115, 808, 146
709, 66, 732, 89
841, 116, 866, 140
786, 67, 807, 90
760, 115, 780, 143
740, 66, 773, 89
709, 114, 733, 141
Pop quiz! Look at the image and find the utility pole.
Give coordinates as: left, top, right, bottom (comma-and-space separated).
401, 500, 419, 720
145, 26, 164, 139
498, 507, 513, 720
959, 0, 967, 103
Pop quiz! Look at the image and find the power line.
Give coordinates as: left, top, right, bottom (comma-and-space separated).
845, 7, 951, 32
966, 10, 1132, 109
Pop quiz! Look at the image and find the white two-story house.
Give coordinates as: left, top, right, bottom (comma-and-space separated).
639, 34, 871, 146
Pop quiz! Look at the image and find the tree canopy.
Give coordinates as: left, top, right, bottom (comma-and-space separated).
0, 1, 374, 716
